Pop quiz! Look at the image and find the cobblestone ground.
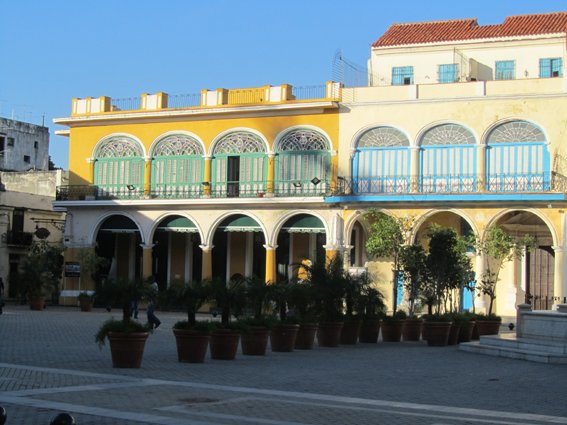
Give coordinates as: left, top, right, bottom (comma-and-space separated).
0, 305, 566, 424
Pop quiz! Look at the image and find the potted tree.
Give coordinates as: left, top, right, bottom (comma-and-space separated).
164, 280, 214, 363
19, 241, 64, 310
365, 210, 415, 314
340, 271, 367, 345
77, 291, 95, 312
209, 276, 246, 360
471, 225, 534, 335
399, 244, 428, 341
380, 310, 407, 342
94, 278, 150, 368
239, 276, 273, 356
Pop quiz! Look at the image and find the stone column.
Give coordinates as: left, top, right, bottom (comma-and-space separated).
476, 144, 486, 192
143, 156, 151, 197
140, 243, 154, 281
553, 246, 567, 307
87, 158, 96, 184
516, 303, 532, 337
266, 153, 275, 196
203, 155, 212, 197
409, 146, 420, 192
264, 244, 277, 284
200, 244, 214, 280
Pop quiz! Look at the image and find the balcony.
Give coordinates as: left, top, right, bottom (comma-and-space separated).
4, 230, 34, 247
332, 172, 564, 199
55, 181, 330, 202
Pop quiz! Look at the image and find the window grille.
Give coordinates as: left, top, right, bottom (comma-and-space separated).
392, 66, 414, 85
495, 60, 515, 80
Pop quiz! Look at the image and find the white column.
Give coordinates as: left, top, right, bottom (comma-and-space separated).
245, 233, 253, 277
553, 246, 567, 307
226, 233, 232, 283
128, 234, 136, 281
185, 234, 193, 283
167, 232, 172, 284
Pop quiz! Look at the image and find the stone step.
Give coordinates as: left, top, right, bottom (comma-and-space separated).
478, 334, 567, 354
459, 341, 567, 364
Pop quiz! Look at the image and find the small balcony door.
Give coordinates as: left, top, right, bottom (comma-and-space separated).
227, 156, 240, 197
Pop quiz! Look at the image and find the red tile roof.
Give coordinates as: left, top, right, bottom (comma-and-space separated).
373, 12, 567, 47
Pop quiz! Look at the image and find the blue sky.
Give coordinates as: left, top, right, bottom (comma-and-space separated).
1, 0, 564, 169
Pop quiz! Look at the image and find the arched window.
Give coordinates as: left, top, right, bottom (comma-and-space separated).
486, 121, 549, 192
419, 124, 476, 193
212, 131, 267, 197
353, 126, 410, 194
275, 129, 331, 196
94, 136, 144, 198
151, 134, 204, 198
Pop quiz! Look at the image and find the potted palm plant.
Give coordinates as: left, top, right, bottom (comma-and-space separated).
288, 279, 319, 349
163, 280, 214, 363
358, 286, 386, 343
77, 291, 95, 312
381, 310, 407, 342
340, 271, 366, 345
209, 276, 246, 360
399, 244, 428, 341
311, 256, 346, 347
268, 279, 299, 352
94, 278, 150, 368
239, 276, 273, 356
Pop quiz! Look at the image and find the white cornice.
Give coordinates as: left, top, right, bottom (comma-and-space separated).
53, 101, 338, 126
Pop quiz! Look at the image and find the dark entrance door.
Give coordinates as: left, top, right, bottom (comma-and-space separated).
526, 246, 555, 310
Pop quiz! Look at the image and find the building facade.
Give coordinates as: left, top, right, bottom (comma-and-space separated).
331, 11, 567, 316
54, 12, 567, 316
0, 118, 50, 171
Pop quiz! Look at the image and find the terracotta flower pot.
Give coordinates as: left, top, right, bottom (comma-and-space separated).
317, 322, 344, 347
294, 323, 318, 350
210, 330, 240, 360
457, 321, 475, 343
447, 323, 462, 345
270, 323, 299, 352
79, 298, 93, 312
173, 329, 210, 363
476, 320, 501, 336
402, 319, 423, 341
359, 320, 380, 343
241, 327, 270, 356
381, 320, 404, 342
108, 332, 149, 368
29, 296, 45, 311
340, 320, 362, 345
423, 321, 452, 346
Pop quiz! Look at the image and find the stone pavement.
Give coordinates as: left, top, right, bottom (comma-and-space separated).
0, 305, 566, 425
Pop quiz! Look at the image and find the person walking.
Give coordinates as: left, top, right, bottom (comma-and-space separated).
146, 277, 161, 329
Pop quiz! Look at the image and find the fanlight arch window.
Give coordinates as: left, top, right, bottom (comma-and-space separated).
94, 136, 144, 198
357, 126, 409, 148
353, 126, 410, 194
151, 134, 205, 198
212, 131, 267, 197
486, 120, 549, 192
275, 129, 331, 196
419, 124, 476, 193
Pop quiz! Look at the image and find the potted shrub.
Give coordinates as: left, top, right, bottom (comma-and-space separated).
358, 286, 386, 343
474, 312, 503, 336
77, 291, 95, 312
381, 310, 406, 342
94, 278, 150, 368
340, 271, 367, 345
19, 241, 64, 310
209, 276, 246, 360
268, 279, 299, 352
239, 277, 273, 356
399, 244, 428, 341
422, 313, 453, 346
288, 279, 319, 349
164, 280, 214, 363
458, 312, 477, 342
311, 256, 347, 347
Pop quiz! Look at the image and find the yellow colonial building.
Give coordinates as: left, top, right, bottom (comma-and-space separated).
54, 11, 567, 317
54, 83, 343, 302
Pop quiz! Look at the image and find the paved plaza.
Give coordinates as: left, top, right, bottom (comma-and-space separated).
0, 305, 566, 425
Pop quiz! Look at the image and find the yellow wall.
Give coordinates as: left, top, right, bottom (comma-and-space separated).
229, 233, 246, 277
68, 111, 338, 185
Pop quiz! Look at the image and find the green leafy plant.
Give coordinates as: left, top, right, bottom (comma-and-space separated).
471, 225, 534, 316
173, 320, 217, 333
399, 244, 429, 319
163, 280, 211, 327
309, 256, 348, 322
19, 240, 64, 300
210, 276, 246, 326
95, 278, 149, 322
288, 280, 318, 323
365, 210, 415, 313
95, 319, 150, 348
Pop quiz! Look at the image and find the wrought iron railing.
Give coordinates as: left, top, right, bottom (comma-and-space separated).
333, 172, 564, 196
